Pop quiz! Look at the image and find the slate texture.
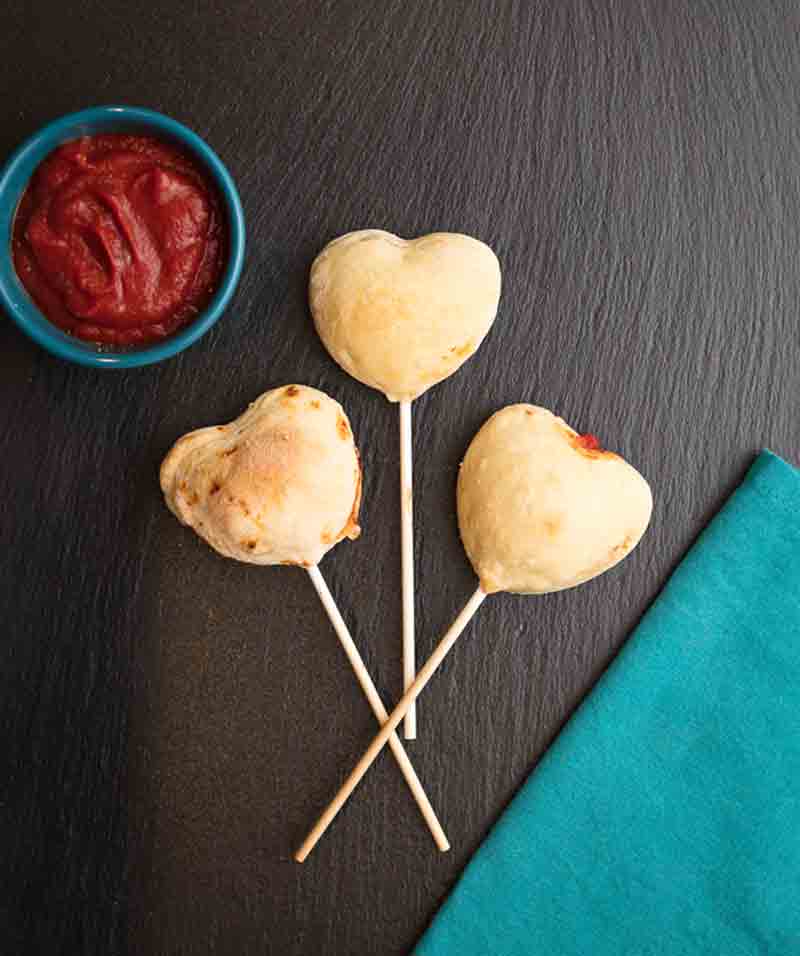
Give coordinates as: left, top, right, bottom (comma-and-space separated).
1, 2, 798, 954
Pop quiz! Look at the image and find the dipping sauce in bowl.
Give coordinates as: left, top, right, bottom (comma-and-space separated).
12, 133, 227, 348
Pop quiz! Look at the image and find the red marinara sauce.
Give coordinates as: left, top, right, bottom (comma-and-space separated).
575, 433, 602, 451
12, 134, 227, 347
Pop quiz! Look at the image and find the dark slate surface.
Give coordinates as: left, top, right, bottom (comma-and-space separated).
1, 2, 799, 954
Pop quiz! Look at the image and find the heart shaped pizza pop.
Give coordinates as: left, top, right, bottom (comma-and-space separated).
160, 384, 362, 567
160, 384, 448, 852
296, 404, 652, 860
310, 229, 502, 737
310, 229, 502, 403
458, 405, 653, 594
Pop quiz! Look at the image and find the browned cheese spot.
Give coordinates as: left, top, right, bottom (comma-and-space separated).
343, 449, 362, 541
210, 481, 222, 495
611, 534, 634, 557
285, 385, 300, 397
336, 414, 350, 440
544, 517, 562, 538
577, 533, 637, 581
310, 400, 321, 410
245, 540, 257, 551
220, 445, 238, 458
239, 499, 251, 516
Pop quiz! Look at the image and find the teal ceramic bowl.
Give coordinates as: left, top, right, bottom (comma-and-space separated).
0, 106, 245, 368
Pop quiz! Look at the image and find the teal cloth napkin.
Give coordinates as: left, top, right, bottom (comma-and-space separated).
417, 451, 800, 956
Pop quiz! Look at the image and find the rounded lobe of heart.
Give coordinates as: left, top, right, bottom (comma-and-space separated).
160, 385, 361, 567
457, 405, 652, 595
309, 229, 501, 402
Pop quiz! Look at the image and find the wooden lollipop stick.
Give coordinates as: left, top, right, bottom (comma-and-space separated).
399, 399, 416, 739
306, 565, 449, 852
296, 585, 487, 862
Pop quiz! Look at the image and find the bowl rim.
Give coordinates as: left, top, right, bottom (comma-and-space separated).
0, 104, 246, 368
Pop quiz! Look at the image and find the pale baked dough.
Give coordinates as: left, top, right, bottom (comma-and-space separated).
160, 385, 361, 567
309, 230, 501, 402
457, 405, 652, 594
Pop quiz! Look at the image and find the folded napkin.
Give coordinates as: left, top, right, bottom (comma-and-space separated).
417, 451, 800, 956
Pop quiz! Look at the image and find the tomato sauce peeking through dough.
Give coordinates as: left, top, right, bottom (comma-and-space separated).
576, 433, 602, 451
12, 134, 227, 347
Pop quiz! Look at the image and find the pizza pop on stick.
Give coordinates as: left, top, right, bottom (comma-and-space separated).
160, 384, 449, 852
296, 403, 652, 860
310, 230, 502, 737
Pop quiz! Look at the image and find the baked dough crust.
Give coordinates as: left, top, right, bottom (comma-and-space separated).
160, 385, 361, 567
310, 229, 501, 402
457, 405, 652, 594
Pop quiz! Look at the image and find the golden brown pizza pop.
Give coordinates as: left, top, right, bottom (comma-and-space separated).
296, 404, 652, 860
161, 384, 449, 852
310, 229, 502, 737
